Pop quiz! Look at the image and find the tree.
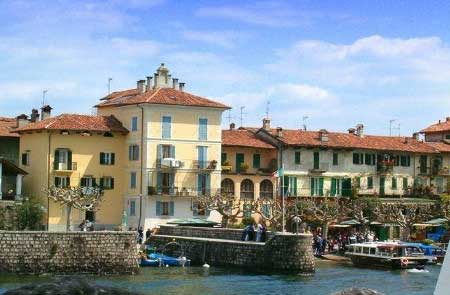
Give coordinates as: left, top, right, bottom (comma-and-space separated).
347, 197, 382, 232
252, 198, 283, 230
195, 194, 241, 227
45, 186, 103, 231
381, 201, 434, 241
16, 196, 45, 230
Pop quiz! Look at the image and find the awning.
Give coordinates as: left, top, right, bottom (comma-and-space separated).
425, 218, 448, 225
166, 218, 220, 227
330, 224, 351, 228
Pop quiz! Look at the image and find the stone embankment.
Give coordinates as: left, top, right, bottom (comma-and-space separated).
0, 231, 138, 274
150, 225, 315, 273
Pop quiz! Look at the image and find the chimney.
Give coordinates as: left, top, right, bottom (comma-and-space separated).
276, 127, 283, 137
179, 82, 185, 92
172, 78, 179, 90
16, 114, 29, 128
412, 132, 420, 141
41, 105, 52, 120
348, 128, 356, 135
230, 123, 235, 131
154, 73, 159, 88
356, 124, 364, 138
319, 129, 329, 142
30, 109, 39, 122
137, 80, 146, 94
146, 76, 153, 92
262, 118, 271, 131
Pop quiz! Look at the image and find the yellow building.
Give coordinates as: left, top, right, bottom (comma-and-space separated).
221, 120, 278, 218
96, 63, 230, 229
15, 109, 128, 231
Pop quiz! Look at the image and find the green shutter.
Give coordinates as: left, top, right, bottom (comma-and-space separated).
310, 177, 315, 196
403, 177, 408, 189
100, 152, 105, 165
169, 201, 174, 216
331, 178, 337, 196
295, 151, 301, 165
333, 153, 338, 165
368, 176, 373, 189
54, 150, 60, 170
292, 177, 298, 196
67, 151, 72, 170
111, 153, 115, 165
221, 153, 227, 163
353, 153, 358, 164
99, 177, 104, 188
156, 201, 161, 216
314, 152, 320, 169
253, 154, 261, 169
342, 178, 352, 197
110, 178, 114, 189
392, 177, 397, 190
319, 178, 324, 196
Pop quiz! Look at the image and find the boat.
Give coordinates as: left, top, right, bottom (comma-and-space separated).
345, 242, 428, 270
401, 242, 446, 264
140, 243, 191, 267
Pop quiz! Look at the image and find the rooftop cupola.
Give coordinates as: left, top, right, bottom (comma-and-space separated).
151, 63, 184, 90
319, 129, 329, 142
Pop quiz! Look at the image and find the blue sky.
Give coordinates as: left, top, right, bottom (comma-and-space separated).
1, 0, 450, 135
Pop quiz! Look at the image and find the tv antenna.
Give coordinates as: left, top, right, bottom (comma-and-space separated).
239, 106, 246, 127
226, 109, 233, 125
265, 101, 270, 119
42, 89, 48, 106
302, 116, 309, 131
107, 78, 113, 94
389, 119, 396, 136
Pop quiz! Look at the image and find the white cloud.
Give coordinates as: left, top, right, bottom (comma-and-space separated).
181, 30, 243, 48
268, 83, 335, 104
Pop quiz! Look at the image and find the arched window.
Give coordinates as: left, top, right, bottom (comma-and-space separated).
260, 179, 273, 199
221, 178, 235, 195
240, 179, 254, 200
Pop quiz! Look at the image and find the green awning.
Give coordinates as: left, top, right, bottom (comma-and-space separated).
166, 218, 220, 227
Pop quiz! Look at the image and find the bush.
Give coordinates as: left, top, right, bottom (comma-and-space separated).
16, 196, 44, 230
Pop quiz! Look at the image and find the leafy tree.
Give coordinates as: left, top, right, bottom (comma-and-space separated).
45, 186, 103, 231
16, 196, 45, 230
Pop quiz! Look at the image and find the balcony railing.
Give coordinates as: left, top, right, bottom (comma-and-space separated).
147, 186, 220, 197
156, 158, 185, 169
309, 163, 329, 173
193, 160, 217, 170
377, 160, 394, 174
53, 162, 77, 171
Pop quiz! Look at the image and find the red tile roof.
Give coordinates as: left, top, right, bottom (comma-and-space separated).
96, 87, 230, 109
0, 117, 19, 137
14, 114, 128, 134
421, 118, 450, 133
222, 129, 275, 149
259, 128, 437, 153
427, 142, 450, 153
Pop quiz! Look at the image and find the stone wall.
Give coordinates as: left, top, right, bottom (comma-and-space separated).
0, 231, 138, 274
150, 227, 314, 273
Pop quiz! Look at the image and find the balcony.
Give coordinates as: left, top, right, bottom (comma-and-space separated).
147, 186, 220, 197
377, 160, 394, 174
156, 158, 184, 169
309, 163, 329, 174
53, 162, 77, 173
193, 160, 217, 171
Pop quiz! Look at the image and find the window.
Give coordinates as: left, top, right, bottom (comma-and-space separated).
80, 176, 95, 187
21, 151, 30, 166
400, 155, 411, 167
221, 178, 234, 195
294, 151, 301, 165
310, 177, 324, 196
240, 179, 254, 199
221, 153, 227, 163
253, 154, 261, 169
260, 179, 273, 198
394, 155, 400, 166
156, 201, 174, 216
156, 172, 174, 194
197, 174, 210, 195
419, 155, 428, 174
367, 176, 373, 189
403, 177, 408, 189
243, 203, 252, 218
198, 118, 208, 140
284, 176, 298, 196
364, 153, 376, 165
446, 134, 450, 140
55, 176, 70, 188
131, 116, 138, 132
330, 178, 342, 196
353, 153, 364, 165
313, 152, 320, 169
100, 152, 115, 165
54, 149, 72, 170
129, 200, 136, 216
100, 177, 114, 190
128, 145, 139, 161
332, 153, 338, 166
162, 116, 171, 139
130, 172, 137, 189
157, 144, 175, 166
392, 177, 397, 190
197, 146, 208, 169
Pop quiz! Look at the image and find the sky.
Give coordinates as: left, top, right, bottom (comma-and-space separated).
1, 0, 450, 135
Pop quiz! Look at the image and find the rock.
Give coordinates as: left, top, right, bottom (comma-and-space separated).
331, 288, 384, 295
3, 277, 142, 295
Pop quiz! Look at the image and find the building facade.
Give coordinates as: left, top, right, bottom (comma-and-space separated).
15, 110, 128, 231
96, 64, 230, 229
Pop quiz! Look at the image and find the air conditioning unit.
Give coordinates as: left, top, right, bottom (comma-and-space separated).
161, 158, 184, 168
161, 158, 174, 167
58, 163, 67, 170
173, 160, 184, 168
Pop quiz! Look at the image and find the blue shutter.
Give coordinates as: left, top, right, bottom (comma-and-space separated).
128, 145, 132, 161
170, 145, 175, 158
197, 174, 202, 195
169, 201, 174, 216
156, 201, 161, 216
156, 172, 162, 194
157, 144, 162, 167
198, 147, 206, 168
205, 174, 211, 195
199, 118, 207, 140
162, 116, 171, 139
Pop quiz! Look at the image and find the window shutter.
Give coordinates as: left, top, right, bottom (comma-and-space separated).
283, 176, 289, 195
100, 152, 105, 165
99, 177, 104, 188
197, 174, 202, 195
310, 178, 315, 196
111, 153, 115, 165
169, 173, 175, 195
319, 178, 324, 196
407, 156, 411, 167
353, 153, 358, 164
293, 177, 298, 196
392, 177, 397, 190
169, 201, 174, 216
156, 201, 161, 216
170, 145, 175, 158
403, 177, 408, 189
157, 144, 162, 162
156, 172, 162, 194
128, 146, 132, 161
80, 178, 86, 187
221, 153, 227, 163
295, 151, 301, 165
206, 174, 211, 195
67, 151, 72, 170
54, 150, 60, 170
55, 177, 60, 187
253, 154, 260, 168
331, 178, 337, 196
66, 177, 70, 187
110, 178, 114, 189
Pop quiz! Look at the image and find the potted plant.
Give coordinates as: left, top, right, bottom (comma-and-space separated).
209, 160, 218, 169
240, 162, 249, 172
222, 160, 232, 172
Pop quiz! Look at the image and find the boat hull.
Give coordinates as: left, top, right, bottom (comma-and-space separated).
349, 255, 428, 270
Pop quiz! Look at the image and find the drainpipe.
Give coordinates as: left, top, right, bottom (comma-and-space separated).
47, 131, 52, 230
137, 104, 145, 229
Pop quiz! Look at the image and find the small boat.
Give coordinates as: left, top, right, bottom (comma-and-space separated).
345, 242, 428, 270
140, 243, 191, 267
401, 242, 446, 264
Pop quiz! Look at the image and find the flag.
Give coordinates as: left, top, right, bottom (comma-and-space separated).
272, 167, 283, 178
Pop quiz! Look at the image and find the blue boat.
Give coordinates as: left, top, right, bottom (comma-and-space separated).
402, 242, 446, 264
140, 243, 191, 267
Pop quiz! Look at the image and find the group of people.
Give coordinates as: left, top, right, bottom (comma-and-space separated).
313, 230, 378, 255
241, 222, 267, 242
135, 226, 156, 245
78, 220, 94, 231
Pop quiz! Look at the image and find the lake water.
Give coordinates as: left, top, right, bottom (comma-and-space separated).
0, 261, 441, 295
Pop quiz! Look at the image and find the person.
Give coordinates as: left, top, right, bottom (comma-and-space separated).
85, 220, 93, 231
145, 228, 152, 242
256, 222, 263, 242
137, 226, 144, 244
260, 222, 267, 242
78, 220, 87, 232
